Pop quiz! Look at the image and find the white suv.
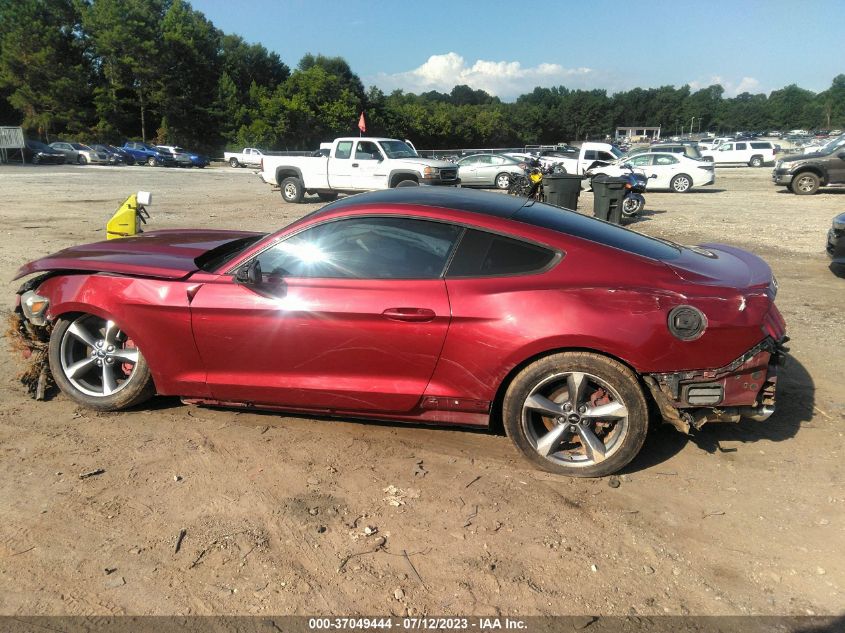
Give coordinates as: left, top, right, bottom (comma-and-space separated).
701, 141, 776, 167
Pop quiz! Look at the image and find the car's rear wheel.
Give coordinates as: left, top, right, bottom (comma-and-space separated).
48, 313, 154, 411
792, 172, 820, 195
229, 158, 239, 168
749, 155, 764, 167
670, 173, 692, 192
281, 176, 304, 203
32, 155, 40, 165
495, 173, 512, 189
503, 352, 648, 477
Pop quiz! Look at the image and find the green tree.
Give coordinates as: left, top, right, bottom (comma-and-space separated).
0, 0, 92, 140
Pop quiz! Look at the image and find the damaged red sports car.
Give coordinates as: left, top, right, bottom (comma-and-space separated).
12, 188, 788, 477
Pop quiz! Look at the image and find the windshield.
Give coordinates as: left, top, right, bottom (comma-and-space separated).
71, 143, 91, 150
379, 140, 419, 159
27, 141, 50, 150
819, 136, 845, 154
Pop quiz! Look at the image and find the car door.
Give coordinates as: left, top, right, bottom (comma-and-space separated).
350, 140, 386, 190
190, 216, 462, 412
715, 142, 735, 163
327, 140, 355, 189
457, 156, 488, 185
625, 154, 655, 184
732, 142, 749, 163
651, 154, 681, 188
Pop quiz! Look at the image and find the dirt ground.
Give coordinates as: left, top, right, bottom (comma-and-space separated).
0, 163, 842, 618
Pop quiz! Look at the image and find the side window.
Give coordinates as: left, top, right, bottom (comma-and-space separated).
720, 144, 733, 151
335, 141, 353, 160
628, 155, 652, 167
655, 155, 679, 165
447, 229, 558, 277
355, 141, 382, 160
750, 142, 769, 149
584, 150, 597, 160
490, 156, 506, 165
735, 142, 747, 150
256, 217, 462, 280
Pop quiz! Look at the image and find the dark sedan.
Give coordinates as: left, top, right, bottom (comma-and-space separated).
92, 144, 134, 165
12, 188, 787, 477
23, 140, 66, 165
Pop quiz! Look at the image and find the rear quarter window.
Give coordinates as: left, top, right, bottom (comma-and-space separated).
447, 229, 558, 277
750, 142, 771, 149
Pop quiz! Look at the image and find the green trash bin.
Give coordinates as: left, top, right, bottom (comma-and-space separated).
591, 176, 627, 224
543, 173, 584, 210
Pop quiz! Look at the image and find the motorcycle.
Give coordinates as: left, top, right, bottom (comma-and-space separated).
507, 160, 564, 201
619, 164, 647, 218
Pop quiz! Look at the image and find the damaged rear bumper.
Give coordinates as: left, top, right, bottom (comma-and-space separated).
644, 335, 789, 433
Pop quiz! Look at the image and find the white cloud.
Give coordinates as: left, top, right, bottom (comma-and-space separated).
370, 52, 594, 100
688, 75, 764, 97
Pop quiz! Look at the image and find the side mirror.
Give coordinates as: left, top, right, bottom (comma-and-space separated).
236, 259, 262, 285
650, 174, 658, 179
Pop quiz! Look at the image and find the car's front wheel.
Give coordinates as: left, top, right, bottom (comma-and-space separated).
146, 156, 157, 167
503, 352, 648, 477
77, 155, 88, 165
48, 313, 155, 411
792, 172, 820, 195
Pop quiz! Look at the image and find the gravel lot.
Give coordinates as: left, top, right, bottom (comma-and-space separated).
0, 163, 842, 617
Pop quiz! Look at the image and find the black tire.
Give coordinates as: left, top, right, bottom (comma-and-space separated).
146, 156, 157, 167
395, 179, 419, 187
670, 173, 692, 193
495, 172, 512, 190
317, 192, 338, 202
48, 314, 155, 411
32, 154, 40, 165
502, 351, 649, 477
749, 155, 764, 167
622, 196, 644, 217
229, 157, 239, 168
77, 154, 88, 165
280, 176, 304, 203
791, 172, 820, 195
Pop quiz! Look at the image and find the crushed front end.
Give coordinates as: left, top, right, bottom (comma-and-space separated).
644, 305, 788, 433
6, 274, 55, 399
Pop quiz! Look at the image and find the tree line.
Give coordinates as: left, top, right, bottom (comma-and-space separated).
2, 0, 844, 154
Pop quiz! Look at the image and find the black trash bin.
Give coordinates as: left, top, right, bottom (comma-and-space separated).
543, 173, 584, 210
591, 176, 627, 224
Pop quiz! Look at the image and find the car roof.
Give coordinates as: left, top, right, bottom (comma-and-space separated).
314, 187, 528, 221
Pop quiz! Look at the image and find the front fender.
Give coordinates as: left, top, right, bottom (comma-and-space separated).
33, 273, 211, 398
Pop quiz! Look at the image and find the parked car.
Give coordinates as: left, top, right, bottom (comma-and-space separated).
457, 153, 527, 189
587, 152, 715, 193
772, 136, 845, 194
93, 144, 136, 165
187, 151, 210, 168
155, 145, 193, 167
697, 137, 731, 152
701, 141, 776, 167
627, 144, 703, 160
23, 140, 66, 165
827, 212, 845, 276
49, 142, 109, 165
13, 187, 787, 477
91, 144, 126, 166
122, 141, 176, 167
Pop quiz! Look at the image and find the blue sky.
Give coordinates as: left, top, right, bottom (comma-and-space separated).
192, 0, 843, 100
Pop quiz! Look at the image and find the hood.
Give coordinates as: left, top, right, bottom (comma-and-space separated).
664, 243, 774, 291
14, 229, 261, 281
402, 157, 457, 169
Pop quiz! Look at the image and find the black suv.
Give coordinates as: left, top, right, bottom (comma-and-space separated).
772, 135, 845, 194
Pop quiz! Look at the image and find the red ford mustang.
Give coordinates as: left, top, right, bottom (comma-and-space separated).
13, 188, 787, 476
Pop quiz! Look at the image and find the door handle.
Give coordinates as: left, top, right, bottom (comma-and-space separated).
352, 163, 359, 167
382, 307, 436, 322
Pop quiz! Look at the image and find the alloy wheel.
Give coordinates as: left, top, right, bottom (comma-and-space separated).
521, 371, 630, 468
58, 314, 140, 398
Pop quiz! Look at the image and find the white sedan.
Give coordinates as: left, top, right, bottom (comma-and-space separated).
588, 152, 715, 193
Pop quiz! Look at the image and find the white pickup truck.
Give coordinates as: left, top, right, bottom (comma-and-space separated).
259, 137, 460, 203
224, 147, 265, 168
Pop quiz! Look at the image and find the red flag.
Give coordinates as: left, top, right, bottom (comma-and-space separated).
358, 111, 366, 134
